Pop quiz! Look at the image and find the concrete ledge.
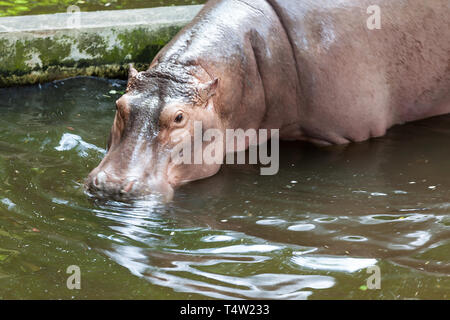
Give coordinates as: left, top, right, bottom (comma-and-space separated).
0, 5, 203, 87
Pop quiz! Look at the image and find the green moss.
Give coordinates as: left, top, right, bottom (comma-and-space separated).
0, 36, 73, 76
13, 40, 31, 71
0, 23, 184, 86
0, 38, 31, 74
74, 25, 182, 65
34, 36, 72, 66
116, 25, 181, 62
76, 33, 108, 57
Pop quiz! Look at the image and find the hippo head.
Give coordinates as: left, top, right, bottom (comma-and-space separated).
85, 64, 223, 201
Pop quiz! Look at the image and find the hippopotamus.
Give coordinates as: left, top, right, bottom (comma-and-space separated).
86, 0, 450, 200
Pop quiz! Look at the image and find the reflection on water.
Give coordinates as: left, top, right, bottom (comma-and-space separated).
0, 77, 448, 299
55, 133, 106, 157
291, 256, 377, 273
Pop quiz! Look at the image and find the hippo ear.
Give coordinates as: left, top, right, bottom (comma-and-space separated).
128, 64, 138, 80
198, 78, 219, 103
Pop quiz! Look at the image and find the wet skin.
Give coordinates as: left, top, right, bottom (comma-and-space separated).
86, 0, 450, 200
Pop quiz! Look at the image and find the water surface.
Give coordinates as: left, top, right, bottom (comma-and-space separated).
0, 77, 449, 299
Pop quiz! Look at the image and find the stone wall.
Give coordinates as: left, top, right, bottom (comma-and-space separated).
0, 5, 202, 87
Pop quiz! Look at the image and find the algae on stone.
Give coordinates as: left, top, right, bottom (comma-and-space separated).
0, 24, 184, 86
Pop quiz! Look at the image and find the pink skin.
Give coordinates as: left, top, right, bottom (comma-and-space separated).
163, 93, 225, 190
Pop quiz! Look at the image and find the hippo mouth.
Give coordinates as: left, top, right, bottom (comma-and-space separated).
85, 149, 176, 202
85, 173, 175, 203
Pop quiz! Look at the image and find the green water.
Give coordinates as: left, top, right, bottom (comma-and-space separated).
0, 77, 449, 299
0, 0, 206, 17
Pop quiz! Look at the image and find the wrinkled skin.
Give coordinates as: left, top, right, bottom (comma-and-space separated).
86, 0, 450, 200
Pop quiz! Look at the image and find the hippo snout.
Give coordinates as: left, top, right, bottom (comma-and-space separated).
85, 170, 173, 201
86, 170, 138, 198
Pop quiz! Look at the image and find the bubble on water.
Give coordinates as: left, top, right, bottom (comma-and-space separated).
256, 219, 286, 226
288, 224, 316, 231
361, 213, 435, 224
314, 217, 338, 223
339, 235, 368, 242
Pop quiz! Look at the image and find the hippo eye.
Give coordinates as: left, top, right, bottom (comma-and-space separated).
174, 113, 184, 123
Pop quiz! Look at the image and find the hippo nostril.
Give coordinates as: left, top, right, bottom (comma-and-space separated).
96, 171, 107, 185
122, 180, 136, 193
90, 170, 111, 191
93, 176, 99, 187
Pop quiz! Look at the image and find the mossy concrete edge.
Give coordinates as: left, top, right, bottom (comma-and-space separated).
0, 5, 203, 87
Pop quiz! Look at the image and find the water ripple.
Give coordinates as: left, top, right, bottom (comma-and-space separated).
292, 255, 378, 273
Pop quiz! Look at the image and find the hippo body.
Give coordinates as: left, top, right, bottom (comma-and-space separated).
154, 0, 450, 145
87, 0, 450, 199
